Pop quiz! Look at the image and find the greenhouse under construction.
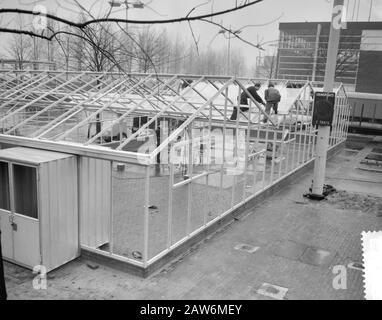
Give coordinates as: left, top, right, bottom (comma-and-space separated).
0, 70, 351, 276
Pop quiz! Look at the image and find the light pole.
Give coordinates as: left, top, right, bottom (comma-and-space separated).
218, 27, 242, 75
108, 1, 145, 72
310, 0, 344, 198
312, 23, 322, 82
368, 0, 374, 21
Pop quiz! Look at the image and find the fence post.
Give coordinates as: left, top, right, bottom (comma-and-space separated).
372, 103, 377, 123
359, 103, 364, 127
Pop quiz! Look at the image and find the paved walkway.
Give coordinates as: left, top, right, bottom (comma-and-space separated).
3, 134, 382, 300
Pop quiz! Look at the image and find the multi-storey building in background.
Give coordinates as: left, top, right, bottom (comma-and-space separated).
276, 21, 382, 94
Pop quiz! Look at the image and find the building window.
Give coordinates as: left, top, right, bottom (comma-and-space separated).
0, 161, 10, 211
13, 164, 38, 219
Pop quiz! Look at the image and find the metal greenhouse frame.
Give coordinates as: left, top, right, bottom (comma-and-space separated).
0, 70, 351, 272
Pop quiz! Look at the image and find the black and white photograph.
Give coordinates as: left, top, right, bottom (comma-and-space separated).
0, 0, 381, 306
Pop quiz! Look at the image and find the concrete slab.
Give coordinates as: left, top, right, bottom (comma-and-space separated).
299, 247, 336, 267
234, 244, 260, 254
256, 283, 289, 300
270, 240, 307, 261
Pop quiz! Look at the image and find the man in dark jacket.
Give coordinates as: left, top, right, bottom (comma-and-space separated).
263, 82, 281, 123
230, 83, 265, 120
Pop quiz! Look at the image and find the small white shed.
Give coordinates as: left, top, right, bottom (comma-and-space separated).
0, 147, 79, 272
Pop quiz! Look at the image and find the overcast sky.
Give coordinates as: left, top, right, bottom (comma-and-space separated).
1, 0, 381, 70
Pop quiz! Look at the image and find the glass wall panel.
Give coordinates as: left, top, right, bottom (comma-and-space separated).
0, 161, 10, 211
147, 171, 169, 260
13, 164, 38, 219
112, 162, 145, 261
171, 184, 188, 244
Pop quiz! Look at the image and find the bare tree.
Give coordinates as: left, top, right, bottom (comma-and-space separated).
315, 35, 362, 81
0, 0, 265, 74
255, 54, 277, 78
5, 15, 32, 70
133, 26, 169, 73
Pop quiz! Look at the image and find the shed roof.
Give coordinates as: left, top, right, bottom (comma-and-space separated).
0, 147, 74, 164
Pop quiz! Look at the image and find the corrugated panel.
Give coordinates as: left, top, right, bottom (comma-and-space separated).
40, 155, 79, 271
79, 157, 111, 249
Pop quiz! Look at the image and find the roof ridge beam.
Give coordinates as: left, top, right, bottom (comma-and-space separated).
116, 76, 207, 151
150, 78, 235, 160
85, 75, 178, 146
55, 74, 155, 141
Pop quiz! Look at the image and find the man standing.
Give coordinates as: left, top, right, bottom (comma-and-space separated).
230, 83, 265, 120
263, 82, 281, 123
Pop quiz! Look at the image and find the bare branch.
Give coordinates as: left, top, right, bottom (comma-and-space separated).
187, 21, 200, 55
0, 1, 263, 28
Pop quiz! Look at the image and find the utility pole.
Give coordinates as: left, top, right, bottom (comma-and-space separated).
312, 23, 322, 82
368, 0, 374, 21
311, 0, 344, 197
109, 1, 145, 72
124, 0, 131, 73
227, 25, 231, 75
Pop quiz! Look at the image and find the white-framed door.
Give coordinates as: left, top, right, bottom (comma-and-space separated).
0, 160, 41, 269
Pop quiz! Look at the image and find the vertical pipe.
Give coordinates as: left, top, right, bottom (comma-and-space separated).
262, 120, 269, 189
302, 113, 309, 163
337, 98, 344, 144
187, 124, 193, 236
278, 115, 286, 179
231, 83, 241, 206
297, 102, 303, 165
309, 120, 315, 160
167, 163, 174, 248
345, 102, 351, 139
243, 99, 251, 201
143, 166, 150, 267
286, 112, 293, 172
235, 83, 240, 162
337, 100, 342, 144
351, 102, 356, 122
341, 98, 347, 142
359, 103, 364, 127
372, 103, 377, 123
109, 161, 114, 255
231, 175, 236, 208
343, 102, 348, 140
220, 87, 228, 193
208, 103, 212, 179
253, 106, 261, 194
270, 127, 276, 183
